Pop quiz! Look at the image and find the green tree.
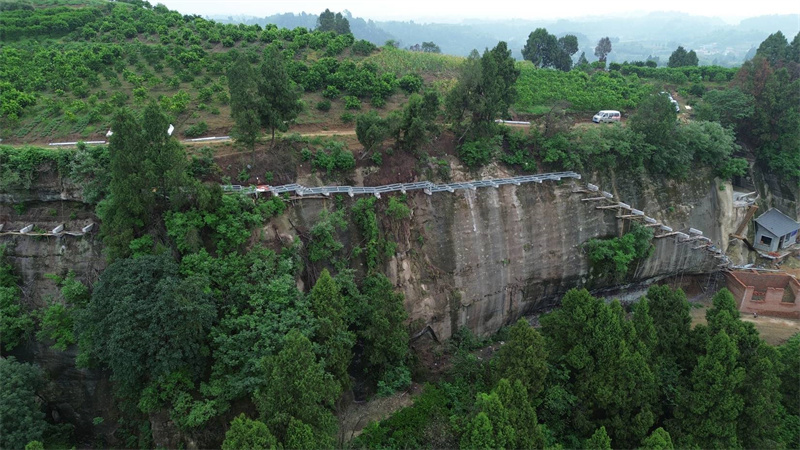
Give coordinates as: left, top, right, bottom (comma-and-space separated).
222, 414, 278, 450
644, 286, 693, 420
316, 9, 349, 35
316, 9, 335, 32
734, 54, 800, 182
463, 390, 515, 449
254, 329, 338, 447
675, 330, 744, 449
392, 91, 440, 150
594, 37, 612, 63
355, 111, 389, 156
421, 41, 441, 53
494, 318, 548, 401
227, 52, 261, 156
522, 28, 559, 68
630, 92, 678, 147
554, 35, 579, 71
309, 269, 354, 393
0, 245, 32, 352
258, 46, 302, 141
756, 31, 788, 64
98, 102, 188, 259
75, 254, 216, 400
0, 357, 46, 450
541, 289, 656, 447
641, 427, 674, 449
586, 426, 612, 449
695, 87, 754, 129
777, 334, 799, 417
668, 46, 699, 67
446, 42, 519, 137
357, 273, 410, 384
495, 378, 545, 449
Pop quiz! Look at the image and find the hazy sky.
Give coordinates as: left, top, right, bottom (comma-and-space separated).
157, 0, 799, 23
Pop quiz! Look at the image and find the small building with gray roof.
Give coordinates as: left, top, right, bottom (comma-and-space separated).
753, 208, 800, 253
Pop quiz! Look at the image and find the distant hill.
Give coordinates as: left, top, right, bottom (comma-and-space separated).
212, 11, 800, 67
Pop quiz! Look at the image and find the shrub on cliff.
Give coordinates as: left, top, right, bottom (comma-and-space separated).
585, 224, 654, 282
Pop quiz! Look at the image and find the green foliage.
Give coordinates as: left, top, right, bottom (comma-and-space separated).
315, 99, 331, 111
585, 224, 654, 281
0, 146, 73, 191
521, 28, 579, 71
668, 46, 699, 67
392, 91, 440, 151
254, 329, 338, 447
357, 273, 410, 384
351, 197, 392, 271
541, 289, 657, 447
98, 102, 188, 260
377, 365, 412, 397
675, 330, 744, 448
641, 427, 674, 449
515, 65, 651, 113
446, 42, 519, 136
351, 39, 377, 56
183, 121, 208, 138
199, 245, 309, 408
309, 269, 354, 392
343, 95, 361, 110
307, 209, 346, 263
222, 414, 278, 450
0, 357, 46, 450
75, 254, 216, 401
695, 87, 754, 129
495, 319, 549, 401
586, 426, 612, 449
351, 384, 452, 449
734, 53, 800, 182
458, 135, 502, 168
310, 141, 355, 176
355, 111, 390, 152
0, 245, 33, 352
398, 73, 423, 93
386, 195, 411, 220
777, 334, 800, 417
36, 301, 75, 351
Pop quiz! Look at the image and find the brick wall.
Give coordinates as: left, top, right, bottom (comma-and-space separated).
726, 271, 800, 319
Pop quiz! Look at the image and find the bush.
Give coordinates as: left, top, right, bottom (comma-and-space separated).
585, 224, 654, 281
340, 112, 355, 123
344, 95, 361, 110
378, 365, 412, 397
312, 142, 355, 175
458, 135, 502, 168
315, 100, 331, 111
183, 121, 208, 138
322, 85, 340, 99
398, 73, 424, 93
351, 39, 377, 56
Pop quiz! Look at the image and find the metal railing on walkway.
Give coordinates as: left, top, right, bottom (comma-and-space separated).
222, 171, 581, 198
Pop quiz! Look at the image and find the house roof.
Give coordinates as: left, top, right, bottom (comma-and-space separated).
755, 208, 800, 237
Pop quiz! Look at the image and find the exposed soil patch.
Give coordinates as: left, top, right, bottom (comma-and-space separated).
690, 296, 800, 346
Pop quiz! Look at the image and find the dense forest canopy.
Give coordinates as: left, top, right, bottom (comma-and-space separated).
1, 1, 799, 449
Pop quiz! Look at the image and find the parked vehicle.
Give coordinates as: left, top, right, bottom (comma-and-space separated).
592, 110, 621, 123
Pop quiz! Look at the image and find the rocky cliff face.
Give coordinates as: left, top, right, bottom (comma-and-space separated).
281, 168, 732, 340
0, 163, 756, 445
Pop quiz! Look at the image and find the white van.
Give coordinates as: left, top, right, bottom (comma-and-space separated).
592, 110, 621, 123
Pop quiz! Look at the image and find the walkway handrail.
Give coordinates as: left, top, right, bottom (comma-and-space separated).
221, 171, 581, 198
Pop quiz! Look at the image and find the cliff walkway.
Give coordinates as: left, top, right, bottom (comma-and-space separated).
0, 170, 733, 269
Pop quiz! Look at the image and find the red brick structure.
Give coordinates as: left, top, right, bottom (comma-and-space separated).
725, 271, 800, 319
